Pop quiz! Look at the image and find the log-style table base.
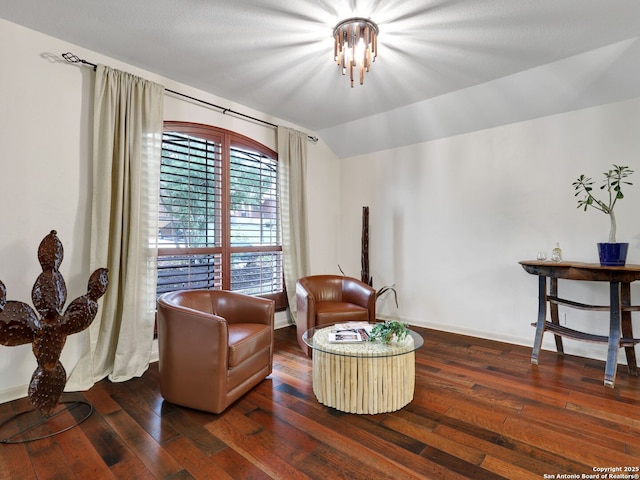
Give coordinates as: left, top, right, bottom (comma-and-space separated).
305, 326, 422, 414
312, 349, 416, 414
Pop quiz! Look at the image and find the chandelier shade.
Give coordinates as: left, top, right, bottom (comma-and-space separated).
333, 17, 378, 87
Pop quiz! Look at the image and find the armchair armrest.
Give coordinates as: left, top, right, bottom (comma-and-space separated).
296, 280, 316, 328
342, 278, 376, 322
157, 297, 229, 401
296, 280, 317, 355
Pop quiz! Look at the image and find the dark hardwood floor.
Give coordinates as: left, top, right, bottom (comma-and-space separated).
1, 325, 639, 479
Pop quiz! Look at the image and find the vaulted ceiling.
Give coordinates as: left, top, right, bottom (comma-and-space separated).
2, 0, 640, 157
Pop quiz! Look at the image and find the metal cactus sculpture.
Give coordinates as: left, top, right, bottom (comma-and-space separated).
0, 230, 108, 416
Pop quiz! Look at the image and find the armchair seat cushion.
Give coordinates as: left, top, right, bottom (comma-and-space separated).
315, 302, 370, 326
228, 323, 272, 367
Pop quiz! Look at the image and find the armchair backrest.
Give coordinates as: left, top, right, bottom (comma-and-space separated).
158, 289, 273, 325
160, 289, 218, 314
297, 275, 345, 302
297, 275, 375, 305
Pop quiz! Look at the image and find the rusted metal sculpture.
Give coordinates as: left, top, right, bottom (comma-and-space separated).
0, 230, 108, 417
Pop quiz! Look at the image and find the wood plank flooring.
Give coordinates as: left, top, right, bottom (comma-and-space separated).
1, 325, 639, 479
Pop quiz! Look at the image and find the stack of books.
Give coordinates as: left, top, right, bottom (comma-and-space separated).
327, 322, 374, 343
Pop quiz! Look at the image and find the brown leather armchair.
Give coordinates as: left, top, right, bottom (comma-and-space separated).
296, 275, 376, 355
157, 289, 274, 414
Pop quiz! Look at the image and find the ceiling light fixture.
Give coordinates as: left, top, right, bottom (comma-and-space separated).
333, 17, 378, 87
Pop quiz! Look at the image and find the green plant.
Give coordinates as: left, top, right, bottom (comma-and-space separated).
572, 164, 634, 243
367, 320, 409, 345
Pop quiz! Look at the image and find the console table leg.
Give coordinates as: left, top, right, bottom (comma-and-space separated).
620, 283, 638, 376
549, 277, 564, 354
604, 282, 622, 388
531, 275, 547, 365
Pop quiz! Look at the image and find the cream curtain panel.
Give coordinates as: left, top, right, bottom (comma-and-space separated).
277, 126, 310, 321
67, 65, 164, 389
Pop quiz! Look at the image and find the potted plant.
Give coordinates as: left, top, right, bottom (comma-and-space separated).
572, 164, 634, 266
367, 320, 409, 345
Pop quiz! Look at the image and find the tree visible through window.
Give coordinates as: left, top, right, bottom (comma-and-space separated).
157, 122, 285, 308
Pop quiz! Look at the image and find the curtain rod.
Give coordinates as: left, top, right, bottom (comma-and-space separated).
61, 52, 319, 143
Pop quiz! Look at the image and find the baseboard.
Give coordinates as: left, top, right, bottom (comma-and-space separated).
10, 315, 594, 406
150, 339, 159, 363
2, 342, 162, 406
275, 310, 292, 330
376, 314, 624, 366
0, 384, 28, 405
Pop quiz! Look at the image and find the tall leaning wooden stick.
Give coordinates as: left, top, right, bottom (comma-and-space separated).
361, 206, 371, 285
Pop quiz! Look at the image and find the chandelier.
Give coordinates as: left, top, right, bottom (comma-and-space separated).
333, 17, 379, 87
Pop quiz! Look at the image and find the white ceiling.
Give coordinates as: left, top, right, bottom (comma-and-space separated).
2, 0, 640, 157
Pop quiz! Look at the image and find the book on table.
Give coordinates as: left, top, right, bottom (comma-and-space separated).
328, 322, 374, 343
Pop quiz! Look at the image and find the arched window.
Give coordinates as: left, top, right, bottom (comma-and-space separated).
157, 121, 285, 308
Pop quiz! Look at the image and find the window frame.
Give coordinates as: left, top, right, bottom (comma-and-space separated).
158, 121, 286, 309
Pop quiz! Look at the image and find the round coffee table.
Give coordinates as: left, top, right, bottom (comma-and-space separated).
302, 324, 424, 414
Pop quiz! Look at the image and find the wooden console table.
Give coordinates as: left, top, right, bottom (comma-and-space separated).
520, 260, 640, 387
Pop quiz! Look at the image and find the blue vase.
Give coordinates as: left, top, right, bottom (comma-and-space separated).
597, 242, 629, 266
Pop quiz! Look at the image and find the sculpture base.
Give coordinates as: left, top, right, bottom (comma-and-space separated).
0, 399, 93, 444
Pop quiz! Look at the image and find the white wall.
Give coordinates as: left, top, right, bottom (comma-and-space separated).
3, 14, 639, 404
0, 18, 341, 402
340, 97, 640, 364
